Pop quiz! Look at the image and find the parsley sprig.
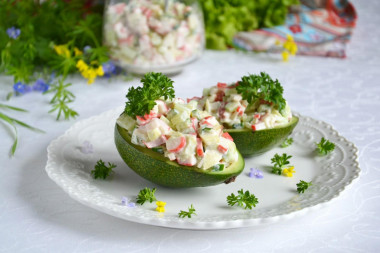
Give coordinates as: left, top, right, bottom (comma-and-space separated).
296, 180, 312, 194
236, 72, 286, 114
178, 204, 197, 218
316, 137, 335, 155
271, 153, 292, 175
281, 137, 293, 148
227, 189, 259, 210
91, 159, 116, 179
136, 187, 157, 205
125, 72, 175, 118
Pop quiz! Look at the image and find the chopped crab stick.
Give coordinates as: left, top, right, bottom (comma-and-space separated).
222, 132, 234, 141
217, 144, 228, 154
166, 135, 186, 153
196, 138, 204, 157
144, 135, 167, 148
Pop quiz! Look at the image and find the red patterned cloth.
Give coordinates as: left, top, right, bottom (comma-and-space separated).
233, 0, 357, 58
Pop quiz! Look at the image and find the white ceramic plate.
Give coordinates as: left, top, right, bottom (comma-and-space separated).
45, 107, 360, 230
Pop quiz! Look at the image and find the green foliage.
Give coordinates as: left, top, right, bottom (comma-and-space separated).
236, 72, 286, 114
178, 204, 197, 218
271, 153, 292, 175
316, 137, 335, 155
296, 180, 312, 194
136, 187, 157, 205
200, 0, 300, 50
227, 189, 259, 210
46, 78, 78, 120
0, 103, 44, 156
281, 137, 293, 148
125, 72, 175, 118
0, 0, 107, 83
91, 159, 116, 179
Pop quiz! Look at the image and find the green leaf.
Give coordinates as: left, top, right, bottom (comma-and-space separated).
236, 72, 286, 114
136, 187, 157, 205
227, 189, 259, 209
91, 159, 116, 179
270, 153, 292, 175
178, 204, 197, 218
0, 103, 28, 112
316, 137, 335, 155
0, 112, 18, 156
125, 72, 175, 118
296, 180, 312, 194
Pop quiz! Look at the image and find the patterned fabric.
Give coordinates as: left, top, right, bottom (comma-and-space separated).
233, 0, 357, 58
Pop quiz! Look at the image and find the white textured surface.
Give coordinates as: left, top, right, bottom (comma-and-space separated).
45, 109, 360, 229
1, 0, 379, 251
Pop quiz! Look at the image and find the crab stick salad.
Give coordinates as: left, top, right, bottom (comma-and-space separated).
103, 0, 204, 68
196, 72, 293, 131
116, 73, 239, 171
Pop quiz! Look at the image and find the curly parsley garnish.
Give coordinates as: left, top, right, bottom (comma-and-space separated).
236, 72, 286, 114
296, 180, 312, 194
316, 137, 335, 155
227, 189, 259, 210
281, 137, 293, 148
136, 187, 157, 205
271, 153, 292, 175
124, 72, 175, 118
91, 159, 116, 179
178, 204, 197, 218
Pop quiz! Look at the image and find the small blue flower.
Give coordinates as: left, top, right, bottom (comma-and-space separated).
127, 202, 136, 208
121, 197, 136, 208
81, 141, 94, 154
33, 79, 50, 92
249, 168, 263, 179
13, 82, 32, 94
83, 45, 92, 53
102, 61, 117, 77
7, 27, 21, 39
121, 196, 129, 206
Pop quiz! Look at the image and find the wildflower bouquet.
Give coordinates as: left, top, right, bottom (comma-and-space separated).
0, 0, 117, 155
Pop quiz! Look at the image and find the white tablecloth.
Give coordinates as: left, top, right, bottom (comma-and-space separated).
1, 0, 379, 252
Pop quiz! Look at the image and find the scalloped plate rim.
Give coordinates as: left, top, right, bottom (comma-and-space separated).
45, 108, 361, 230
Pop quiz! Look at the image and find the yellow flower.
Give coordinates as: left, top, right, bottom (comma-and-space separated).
76, 60, 104, 85
286, 34, 294, 42
283, 166, 295, 177
275, 39, 282, 46
96, 66, 104, 76
76, 59, 88, 72
289, 43, 298, 55
74, 47, 83, 56
54, 44, 71, 58
282, 51, 289, 62
283, 41, 292, 51
156, 201, 166, 213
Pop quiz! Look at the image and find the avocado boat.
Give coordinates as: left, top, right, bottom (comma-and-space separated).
115, 123, 244, 188
225, 116, 298, 157
114, 72, 245, 188
196, 72, 298, 157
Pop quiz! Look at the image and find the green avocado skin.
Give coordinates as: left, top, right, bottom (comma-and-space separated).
226, 116, 299, 157
114, 125, 245, 188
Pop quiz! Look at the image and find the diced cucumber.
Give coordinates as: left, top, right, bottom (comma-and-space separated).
225, 101, 240, 112
117, 113, 136, 133
147, 128, 161, 141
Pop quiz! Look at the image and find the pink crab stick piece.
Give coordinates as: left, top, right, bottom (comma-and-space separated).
166, 136, 186, 153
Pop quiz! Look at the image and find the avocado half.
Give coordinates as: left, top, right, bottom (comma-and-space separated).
225, 116, 299, 157
114, 124, 245, 188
